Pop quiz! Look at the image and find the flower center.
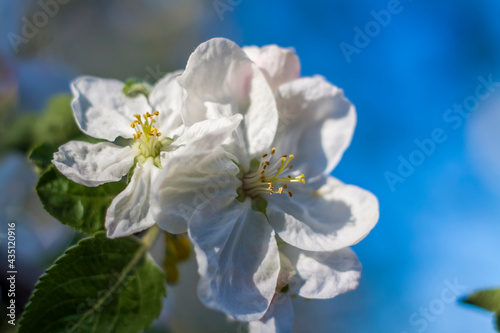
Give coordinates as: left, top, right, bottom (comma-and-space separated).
240, 147, 305, 199
131, 111, 172, 167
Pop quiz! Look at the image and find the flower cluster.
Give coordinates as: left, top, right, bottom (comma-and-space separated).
53, 38, 379, 332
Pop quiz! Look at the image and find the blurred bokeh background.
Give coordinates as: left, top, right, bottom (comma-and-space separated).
1, 0, 500, 332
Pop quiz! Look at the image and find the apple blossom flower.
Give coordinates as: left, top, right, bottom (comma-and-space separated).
53, 72, 242, 238
152, 38, 379, 322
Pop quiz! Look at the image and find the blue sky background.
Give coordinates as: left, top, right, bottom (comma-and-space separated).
2, 0, 500, 332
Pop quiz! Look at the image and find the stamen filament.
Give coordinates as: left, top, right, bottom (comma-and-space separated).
241, 147, 306, 198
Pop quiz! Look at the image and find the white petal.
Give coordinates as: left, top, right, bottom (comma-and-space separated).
249, 293, 294, 333
189, 198, 280, 321
53, 141, 136, 187
105, 158, 160, 238
282, 246, 361, 299
178, 38, 278, 164
274, 76, 356, 179
276, 251, 296, 292
171, 114, 243, 154
267, 176, 379, 252
71, 76, 151, 141
243, 45, 301, 92
151, 148, 240, 234
148, 71, 185, 136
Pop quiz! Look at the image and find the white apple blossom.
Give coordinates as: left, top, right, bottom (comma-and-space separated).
53, 72, 242, 238
152, 38, 379, 322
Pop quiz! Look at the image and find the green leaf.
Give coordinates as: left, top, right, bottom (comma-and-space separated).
19, 230, 166, 333
0, 113, 39, 153
1, 94, 85, 154
463, 289, 500, 313
32, 95, 82, 145
28, 142, 57, 172
36, 165, 126, 234
462, 288, 500, 331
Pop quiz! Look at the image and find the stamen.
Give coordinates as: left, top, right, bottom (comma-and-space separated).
130, 111, 167, 163
240, 147, 306, 198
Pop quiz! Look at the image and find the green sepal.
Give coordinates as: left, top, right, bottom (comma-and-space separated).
249, 157, 261, 173
123, 78, 152, 98
251, 196, 268, 216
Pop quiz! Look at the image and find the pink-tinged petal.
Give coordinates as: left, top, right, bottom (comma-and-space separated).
178, 38, 278, 167
243, 45, 301, 92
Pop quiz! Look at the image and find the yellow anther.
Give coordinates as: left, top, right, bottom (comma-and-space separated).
241, 147, 305, 198
154, 111, 159, 116
156, 132, 161, 137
